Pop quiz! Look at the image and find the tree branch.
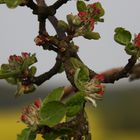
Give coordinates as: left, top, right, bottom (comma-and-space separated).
36, 0, 46, 6
100, 62, 140, 82
48, 16, 66, 40
101, 56, 137, 83
51, 0, 69, 10
25, 0, 38, 14
38, 110, 89, 139
32, 56, 62, 86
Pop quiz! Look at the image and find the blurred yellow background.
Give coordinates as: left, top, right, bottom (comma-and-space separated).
0, 82, 140, 140
0, 106, 140, 140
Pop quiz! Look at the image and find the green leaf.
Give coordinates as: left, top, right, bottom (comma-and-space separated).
66, 14, 74, 25
21, 60, 29, 71
125, 43, 137, 56
72, 15, 82, 26
42, 87, 64, 104
6, 77, 17, 85
77, 0, 87, 12
66, 91, 85, 117
45, 132, 59, 140
70, 57, 86, 70
95, 2, 105, 17
21, 54, 37, 71
83, 31, 100, 40
0, 64, 10, 72
57, 20, 69, 31
40, 101, 66, 127
0, 70, 20, 79
70, 58, 89, 90
67, 105, 82, 117
74, 68, 89, 91
75, 65, 90, 85
0, 0, 5, 4
29, 66, 37, 76
17, 128, 36, 140
114, 27, 132, 45
5, 0, 22, 8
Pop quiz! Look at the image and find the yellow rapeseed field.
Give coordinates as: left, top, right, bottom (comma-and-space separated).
0, 105, 140, 140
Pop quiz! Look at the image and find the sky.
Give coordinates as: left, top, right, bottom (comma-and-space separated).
0, 0, 140, 86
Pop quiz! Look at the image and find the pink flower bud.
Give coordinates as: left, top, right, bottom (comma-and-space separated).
22, 52, 30, 58
89, 3, 101, 15
78, 12, 88, 17
16, 56, 22, 62
90, 3, 97, 9
21, 114, 28, 122
94, 74, 104, 82
89, 18, 95, 31
34, 99, 42, 108
97, 90, 104, 95
9, 55, 14, 61
95, 84, 103, 89
134, 33, 140, 48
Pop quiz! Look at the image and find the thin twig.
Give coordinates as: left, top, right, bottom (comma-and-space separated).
32, 56, 62, 86
102, 56, 137, 83
51, 0, 69, 10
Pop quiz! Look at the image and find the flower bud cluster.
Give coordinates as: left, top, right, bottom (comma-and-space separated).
84, 74, 105, 107
0, 52, 37, 96
78, 11, 95, 31
77, 2, 104, 31
134, 33, 140, 48
84, 74, 105, 96
125, 33, 140, 58
9, 52, 30, 63
21, 99, 42, 126
89, 3, 101, 15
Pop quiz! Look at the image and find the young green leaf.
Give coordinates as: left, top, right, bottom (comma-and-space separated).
0, 0, 5, 4
40, 101, 66, 127
72, 15, 82, 26
114, 27, 132, 45
66, 14, 74, 25
5, 0, 22, 8
75, 67, 89, 82
74, 68, 89, 91
17, 128, 36, 140
70, 58, 89, 90
0, 70, 20, 79
6, 77, 17, 85
77, 0, 87, 12
70, 57, 87, 70
83, 31, 100, 40
57, 20, 69, 31
0, 64, 10, 72
95, 2, 105, 17
21, 54, 37, 71
29, 66, 37, 76
125, 43, 137, 56
66, 91, 85, 117
42, 87, 64, 104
